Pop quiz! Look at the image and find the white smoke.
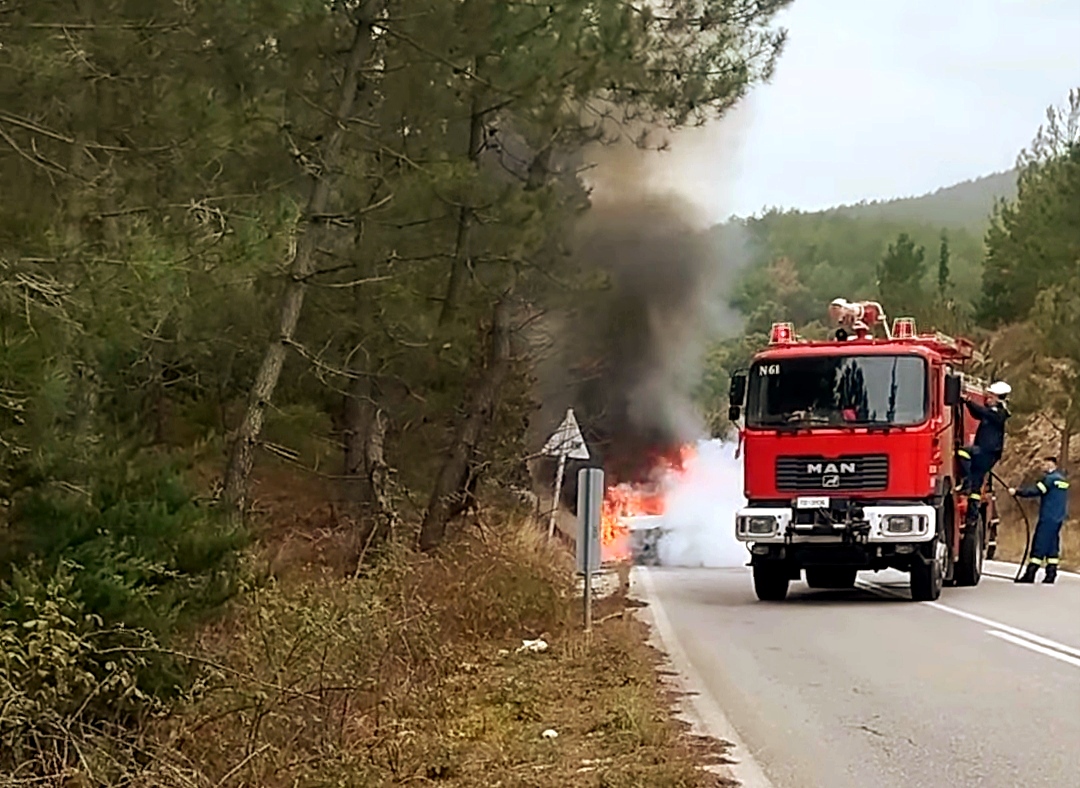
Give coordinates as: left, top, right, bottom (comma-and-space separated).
655, 438, 748, 567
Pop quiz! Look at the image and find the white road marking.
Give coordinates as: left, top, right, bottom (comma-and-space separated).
857, 579, 1080, 661
923, 601, 1080, 660
631, 567, 776, 788
986, 630, 1080, 669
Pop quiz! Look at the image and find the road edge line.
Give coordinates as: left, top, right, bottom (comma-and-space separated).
630, 566, 775, 788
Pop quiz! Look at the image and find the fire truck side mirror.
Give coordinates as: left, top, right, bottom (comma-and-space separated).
944, 373, 962, 407
728, 370, 747, 422
729, 370, 747, 406
730, 369, 747, 401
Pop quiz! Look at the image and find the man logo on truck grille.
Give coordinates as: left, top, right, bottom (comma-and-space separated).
807, 462, 854, 489
806, 462, 856, 474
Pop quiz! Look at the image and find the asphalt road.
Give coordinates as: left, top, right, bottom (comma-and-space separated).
635, 560, 1080, 788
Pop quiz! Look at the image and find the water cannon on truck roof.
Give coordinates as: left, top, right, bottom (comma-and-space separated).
727, 298, 996, 602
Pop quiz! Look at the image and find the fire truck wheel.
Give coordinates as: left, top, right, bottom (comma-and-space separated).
805, 566, 857, 589
954, 517, 984, 587
910, 541, 945, 602
752, 561, 790, 601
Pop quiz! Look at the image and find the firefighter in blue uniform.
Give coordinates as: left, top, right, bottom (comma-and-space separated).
957, 380, 1012, 524
1009, 456, 1069, 584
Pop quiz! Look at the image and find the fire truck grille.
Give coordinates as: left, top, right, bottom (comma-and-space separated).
775, 454, 889, 492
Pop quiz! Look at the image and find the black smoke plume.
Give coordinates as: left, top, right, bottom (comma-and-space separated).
534, 188, 746, 509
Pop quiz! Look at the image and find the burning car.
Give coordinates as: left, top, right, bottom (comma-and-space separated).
599, 446, 695, 565
625, 514, 669, 565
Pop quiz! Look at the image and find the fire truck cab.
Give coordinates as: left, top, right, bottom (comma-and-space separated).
727, 299, 999, 602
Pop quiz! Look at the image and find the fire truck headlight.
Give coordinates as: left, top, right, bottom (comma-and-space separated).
746, 516, 778, 536
884, 515, 916, 534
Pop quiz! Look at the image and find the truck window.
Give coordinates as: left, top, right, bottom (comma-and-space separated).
746, 355, 928, 428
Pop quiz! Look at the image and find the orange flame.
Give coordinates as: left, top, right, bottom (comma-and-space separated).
599, 443, 697, 563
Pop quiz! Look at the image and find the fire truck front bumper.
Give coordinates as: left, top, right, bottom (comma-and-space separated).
735, 504, 937, 544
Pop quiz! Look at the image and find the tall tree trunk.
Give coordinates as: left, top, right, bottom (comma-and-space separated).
438, 69, 485, 327
420, 295, 512, 551
152, 372, 169, 445
222, 9, 382, 515
342, 374, 377, 506
341, 374, 394, 516
342, 375, 397, 563
1059, 403, 1074, 472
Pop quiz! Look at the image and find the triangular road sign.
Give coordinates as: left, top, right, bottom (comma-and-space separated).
542, 408, 589, 459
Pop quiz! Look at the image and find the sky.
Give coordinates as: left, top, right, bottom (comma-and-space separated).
630, 0, 1080, 224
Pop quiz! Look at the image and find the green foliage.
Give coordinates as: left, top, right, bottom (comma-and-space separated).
6, 458, 245, 636
830, 170, 1017, 234
877, 232, 927, 317
937, 230, 952, 299
0, 561, 164, 775
695, 332, 767, 432
980, 90, 1080, 326
1027, 276, 1080, 441
724, 208, 985, 334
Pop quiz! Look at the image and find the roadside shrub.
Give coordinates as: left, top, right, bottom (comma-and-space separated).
0, 561, 163, 778
0, 452, 247, 778
419, 521, 574, 640
7, 454, 246, 638
154, 519, 575, 785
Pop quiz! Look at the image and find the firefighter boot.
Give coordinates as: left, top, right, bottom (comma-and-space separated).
1043, 564, 1057, 584
1015, 563, 1038, 583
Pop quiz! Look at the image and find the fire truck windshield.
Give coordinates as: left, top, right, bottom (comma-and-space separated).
746, 354, 928, 428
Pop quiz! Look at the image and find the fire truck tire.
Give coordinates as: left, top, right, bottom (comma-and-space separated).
954, 517, 984, 587
752, 562, 790, 601
910, 546, 944, 601
804, 566, 857, 589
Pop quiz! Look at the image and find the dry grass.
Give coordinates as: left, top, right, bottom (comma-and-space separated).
96, 465, 733, 787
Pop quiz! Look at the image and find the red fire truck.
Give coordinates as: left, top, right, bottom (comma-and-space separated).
727, 299, 1000, 602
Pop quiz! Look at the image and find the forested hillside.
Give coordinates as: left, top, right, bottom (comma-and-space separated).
705, 165, 1018, 342
719, 211, 984, 328
830, 170, 1017, 233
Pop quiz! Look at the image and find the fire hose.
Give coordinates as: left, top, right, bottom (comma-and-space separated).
990, 470, 1033, 582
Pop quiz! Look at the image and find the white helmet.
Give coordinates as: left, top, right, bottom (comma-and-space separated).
988, 380, 1011, 398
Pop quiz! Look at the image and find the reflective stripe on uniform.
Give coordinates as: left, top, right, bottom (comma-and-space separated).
1029, 557, 1047, 567
1047, 557, 1061, 565
1037, 481, 1048, 493
958, 449, 971, 459
969, 493, 981, 500
1054, 479, 1070, 489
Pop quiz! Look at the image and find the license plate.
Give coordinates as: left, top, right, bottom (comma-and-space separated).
795, 496, 829, 509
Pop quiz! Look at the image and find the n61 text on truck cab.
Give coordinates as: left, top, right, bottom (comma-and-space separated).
727, 299, 999, 602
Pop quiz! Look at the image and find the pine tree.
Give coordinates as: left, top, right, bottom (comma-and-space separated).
979, 89, 1080, 326
937, 230, 951, 299
877, 232, 927, 316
